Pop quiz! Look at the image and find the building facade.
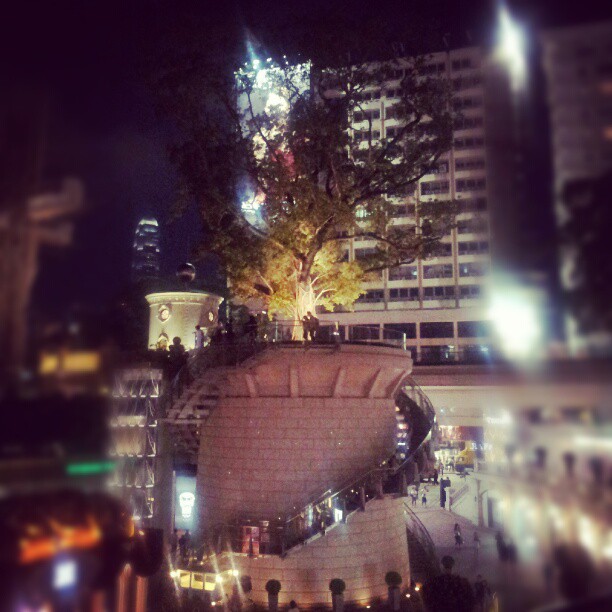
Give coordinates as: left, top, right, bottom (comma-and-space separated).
540, 21, 612, 355
319, 45, 543, 363
131, 217, 161, 282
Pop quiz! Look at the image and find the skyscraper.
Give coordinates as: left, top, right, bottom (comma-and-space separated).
131, 217, 161, 282
320, 45, 544, 362
540, 21, 612, 355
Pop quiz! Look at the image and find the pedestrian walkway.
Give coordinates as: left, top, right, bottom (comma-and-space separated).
411, 482, 555, 611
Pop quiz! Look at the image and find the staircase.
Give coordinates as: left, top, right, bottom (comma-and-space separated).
404, 503, 441, 582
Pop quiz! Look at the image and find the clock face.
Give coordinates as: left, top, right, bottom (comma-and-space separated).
158, 305, 171, 322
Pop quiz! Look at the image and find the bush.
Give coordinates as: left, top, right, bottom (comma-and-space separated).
385, 571, 403, 587
265, 579, 282, 596
329, 579, 346, 595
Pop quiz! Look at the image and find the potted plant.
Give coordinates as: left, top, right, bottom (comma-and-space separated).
329, 578, 346, 612
385, 571, 403, 611
265, 579, 281, 612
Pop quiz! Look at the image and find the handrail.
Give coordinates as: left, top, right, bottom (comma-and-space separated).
159, 332, 436, 564
403, 501, 441, 575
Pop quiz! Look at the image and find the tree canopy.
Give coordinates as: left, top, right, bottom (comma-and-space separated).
156, 43, 456, 321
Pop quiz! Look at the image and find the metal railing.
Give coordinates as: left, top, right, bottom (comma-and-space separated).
404, 501, 441, 576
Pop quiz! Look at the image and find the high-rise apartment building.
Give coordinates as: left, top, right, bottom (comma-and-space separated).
131, 217, 161, 282
320, 46, 526, 363
540, 21, 612, 355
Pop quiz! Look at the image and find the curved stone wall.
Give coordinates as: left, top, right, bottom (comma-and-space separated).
217, 497, 410, 607
145, 291, 222, 350
197, 345, 412, 523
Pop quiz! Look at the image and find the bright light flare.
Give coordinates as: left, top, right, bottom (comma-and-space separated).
489, 290, 542, 359
496, 4, 526, 92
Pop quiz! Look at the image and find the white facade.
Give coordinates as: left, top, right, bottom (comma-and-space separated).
320, 46, 518, 362
145, 291, 223, 350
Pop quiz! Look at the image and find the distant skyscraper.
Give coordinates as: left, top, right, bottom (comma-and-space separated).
131, 217, 161, 282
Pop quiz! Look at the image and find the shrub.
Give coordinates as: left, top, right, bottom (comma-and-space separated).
265, 579, 282, 596
385, 571, 403, 587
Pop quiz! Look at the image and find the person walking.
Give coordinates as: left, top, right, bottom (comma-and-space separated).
170, 529, 178, 561
454, 523, 463, 547
439, 462, 444, 476
194, 325, 205, 349
433, 468, 439, 485
306, 311, 319, 341
473, 575, 492, 612
421, 492, 427, 506
288, 600, 300, 612
302, 315, 310, 343
421, 555, 474, 612
473, 530, 481, 560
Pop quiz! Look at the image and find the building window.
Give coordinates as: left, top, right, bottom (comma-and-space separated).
384, 323, 416, 339
452, 75, 482, 91
389, 287, 420, 301
423, 285, 456, 299
453, 115, 484, 131
421, 62, 446, 75
453, 97, 482, 111
357, 289, 385, 303
458, 198, 487, 213
423, 264, 453, 279
459, 261, 489, 277
455, 158, 485, 171
457, 218, 488, 234
454, 137, 484, 150
427, 161, 449, 174
458, 321, 491, 337
354, 109, 381, 122
434, 243, 453, 257
451, 58, 473, 71
420, 321, 454, 338
421, 180, 450, 195
389, 265, 418, 280
459, 285, 482, 298
458, 241, 489, 255
456, 178, 487, 192
354, 247, 377, 260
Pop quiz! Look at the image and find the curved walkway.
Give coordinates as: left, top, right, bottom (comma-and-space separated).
411, 483, 555, 611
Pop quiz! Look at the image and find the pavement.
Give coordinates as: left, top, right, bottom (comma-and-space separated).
410, 481, 556, 611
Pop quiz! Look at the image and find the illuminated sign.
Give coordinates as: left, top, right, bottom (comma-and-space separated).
54, 559, 77, 590
175, 475, 197, 530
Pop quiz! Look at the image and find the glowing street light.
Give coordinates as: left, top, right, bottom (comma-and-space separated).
489, 285, 543, 359
495, 3, 526, 92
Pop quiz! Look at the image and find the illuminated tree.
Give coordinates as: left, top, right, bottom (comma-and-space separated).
156, 46, 455, 329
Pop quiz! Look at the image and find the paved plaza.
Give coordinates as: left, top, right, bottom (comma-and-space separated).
411, 482, 555, 611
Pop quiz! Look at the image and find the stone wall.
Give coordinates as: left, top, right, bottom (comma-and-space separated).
223, 497, 410, 608
199, 396, 397, 522
145, 291, 222, 350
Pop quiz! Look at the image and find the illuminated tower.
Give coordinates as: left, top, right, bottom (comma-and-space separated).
131, 217, 161, 282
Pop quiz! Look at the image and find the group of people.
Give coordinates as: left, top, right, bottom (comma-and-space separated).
421, 555, 495, 612
301, 311, 319, 342
170, 528, 192, 563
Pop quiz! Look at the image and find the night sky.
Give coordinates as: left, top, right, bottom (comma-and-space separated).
2, 0, 608, 319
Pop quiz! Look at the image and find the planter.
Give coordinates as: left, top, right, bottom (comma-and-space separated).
329, 579, 346, 612
265, 579, 281, 612
385, 571, 402, 612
